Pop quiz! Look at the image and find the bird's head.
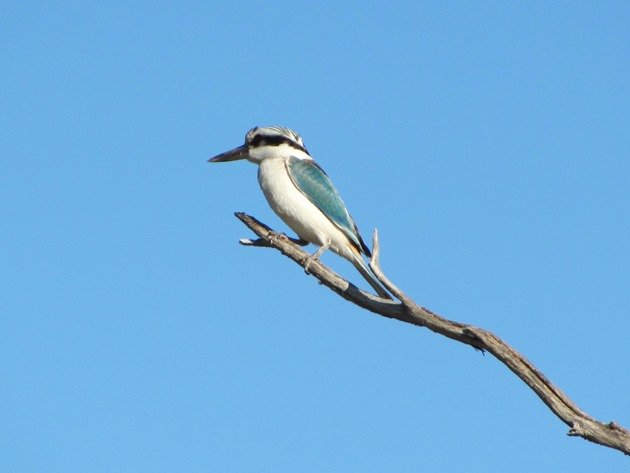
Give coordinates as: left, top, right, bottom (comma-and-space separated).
208, 126, 310, 165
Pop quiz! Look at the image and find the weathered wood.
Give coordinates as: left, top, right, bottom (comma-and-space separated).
234, 212, 630, 456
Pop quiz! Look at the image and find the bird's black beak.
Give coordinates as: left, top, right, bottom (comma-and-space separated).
208, 144, 249, 163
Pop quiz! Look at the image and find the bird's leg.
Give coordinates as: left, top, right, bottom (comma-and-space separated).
304, 240, 331, 274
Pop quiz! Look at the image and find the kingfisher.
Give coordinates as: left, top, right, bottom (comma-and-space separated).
208, 126, 391, 299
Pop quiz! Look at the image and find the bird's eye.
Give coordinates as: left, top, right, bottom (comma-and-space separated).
249, 134, 265, 147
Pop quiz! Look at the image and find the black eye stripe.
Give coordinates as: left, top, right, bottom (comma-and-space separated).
249, 135, 291, 146
248, 134, 265, 147
248, 134, 308, 154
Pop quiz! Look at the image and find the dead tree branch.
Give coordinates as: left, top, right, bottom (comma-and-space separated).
234, 212, 630, 456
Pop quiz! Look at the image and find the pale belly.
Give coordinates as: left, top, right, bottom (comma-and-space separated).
257, 157, 356, 260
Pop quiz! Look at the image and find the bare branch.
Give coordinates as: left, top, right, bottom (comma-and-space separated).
233, 212, 630, 456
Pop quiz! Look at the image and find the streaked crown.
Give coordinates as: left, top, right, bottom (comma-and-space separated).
245, 126, 309, 155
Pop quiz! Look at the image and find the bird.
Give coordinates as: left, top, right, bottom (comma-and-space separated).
208, 126, 391, 299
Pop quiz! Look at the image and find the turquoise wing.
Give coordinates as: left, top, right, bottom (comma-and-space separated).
286, 156, 371, 256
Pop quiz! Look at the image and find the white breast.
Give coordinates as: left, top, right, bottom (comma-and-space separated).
257, 156, 356, 260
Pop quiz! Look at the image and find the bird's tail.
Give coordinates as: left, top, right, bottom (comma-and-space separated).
349, 250, 392, 299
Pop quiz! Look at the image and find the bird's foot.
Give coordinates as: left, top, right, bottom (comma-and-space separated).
267, 231, 285, 245
303, 242, 330, 274
303, 254, 318, 274
268, 232, 309, 246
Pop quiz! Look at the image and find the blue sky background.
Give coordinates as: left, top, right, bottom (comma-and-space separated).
2, 1, 629, 471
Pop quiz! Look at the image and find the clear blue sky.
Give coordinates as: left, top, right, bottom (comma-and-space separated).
2, 1, 629, 471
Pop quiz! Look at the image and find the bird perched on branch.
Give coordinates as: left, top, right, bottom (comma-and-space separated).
209, 126, 391, 299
